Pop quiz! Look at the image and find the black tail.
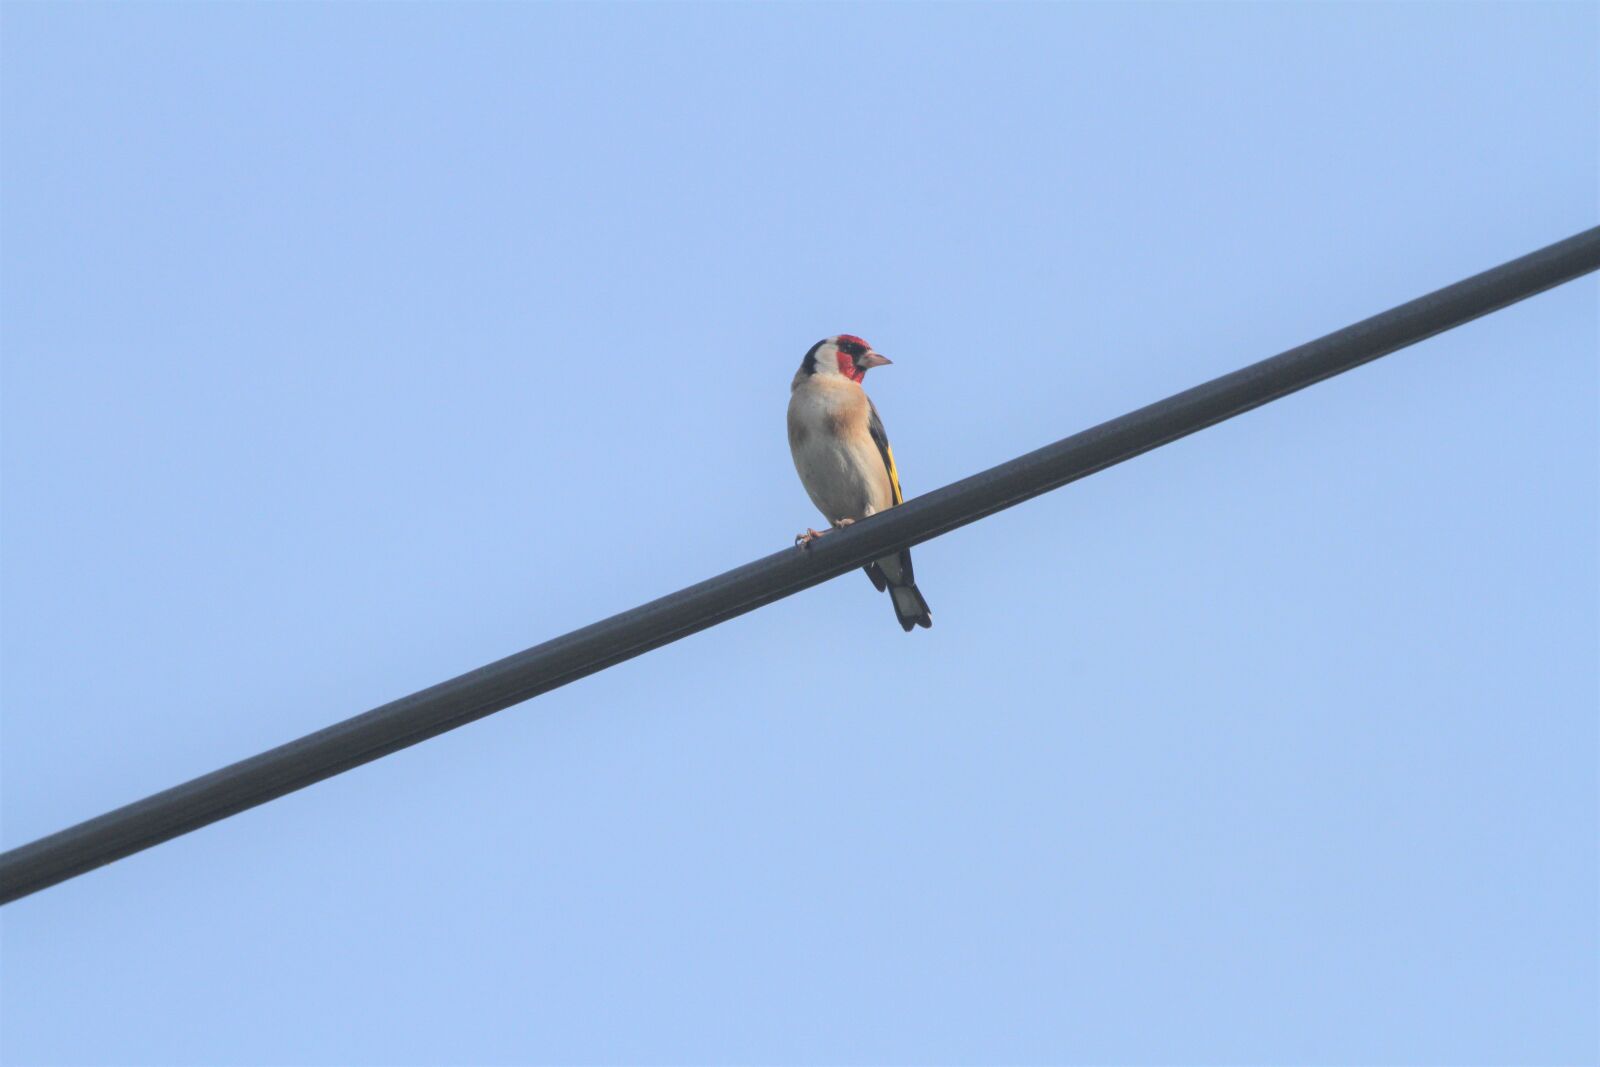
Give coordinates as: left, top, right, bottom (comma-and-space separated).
864, 550, 932, 631
889, 580, 933, 631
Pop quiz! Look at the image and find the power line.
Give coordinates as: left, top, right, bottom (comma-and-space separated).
3, 226, 1597, 906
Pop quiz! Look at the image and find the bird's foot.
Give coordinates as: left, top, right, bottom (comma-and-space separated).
796, 518, 856, 550
796, 518, 857, 550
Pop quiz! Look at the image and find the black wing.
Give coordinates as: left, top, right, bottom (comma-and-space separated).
866, 400, 904, 506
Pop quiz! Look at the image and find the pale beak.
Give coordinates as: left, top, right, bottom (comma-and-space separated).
860, 351, 893, 369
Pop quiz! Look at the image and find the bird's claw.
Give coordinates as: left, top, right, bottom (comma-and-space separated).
796, 517, 857, 551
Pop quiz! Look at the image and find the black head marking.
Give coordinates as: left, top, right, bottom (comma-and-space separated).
800, 338, 827, 376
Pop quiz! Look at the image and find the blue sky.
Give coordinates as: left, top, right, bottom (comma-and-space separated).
2, 3, 1595, 1064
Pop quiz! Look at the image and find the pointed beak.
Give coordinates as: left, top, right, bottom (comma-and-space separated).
860, 351, 893, 369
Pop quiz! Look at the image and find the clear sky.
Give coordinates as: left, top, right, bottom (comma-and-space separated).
2, 3, 1596, 1064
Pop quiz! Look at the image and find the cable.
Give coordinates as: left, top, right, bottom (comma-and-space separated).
4, 226, 1597, 905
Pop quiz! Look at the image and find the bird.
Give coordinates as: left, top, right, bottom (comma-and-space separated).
788, 334, 933, 631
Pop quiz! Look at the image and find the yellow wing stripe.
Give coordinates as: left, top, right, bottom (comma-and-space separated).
884, 443, 903, 506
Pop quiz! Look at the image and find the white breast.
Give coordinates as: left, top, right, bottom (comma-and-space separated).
787, 379, 893, 525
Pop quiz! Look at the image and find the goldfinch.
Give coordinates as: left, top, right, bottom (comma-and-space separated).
788, 334, 933, 632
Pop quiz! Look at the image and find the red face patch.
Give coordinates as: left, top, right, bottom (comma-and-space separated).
834, 335, 871, 382
836, 349, 863, 382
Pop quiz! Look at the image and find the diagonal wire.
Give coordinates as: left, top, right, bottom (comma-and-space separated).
3, 226, 1597, 905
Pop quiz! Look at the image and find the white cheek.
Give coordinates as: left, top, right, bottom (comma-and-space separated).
812, 344, 841, 377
